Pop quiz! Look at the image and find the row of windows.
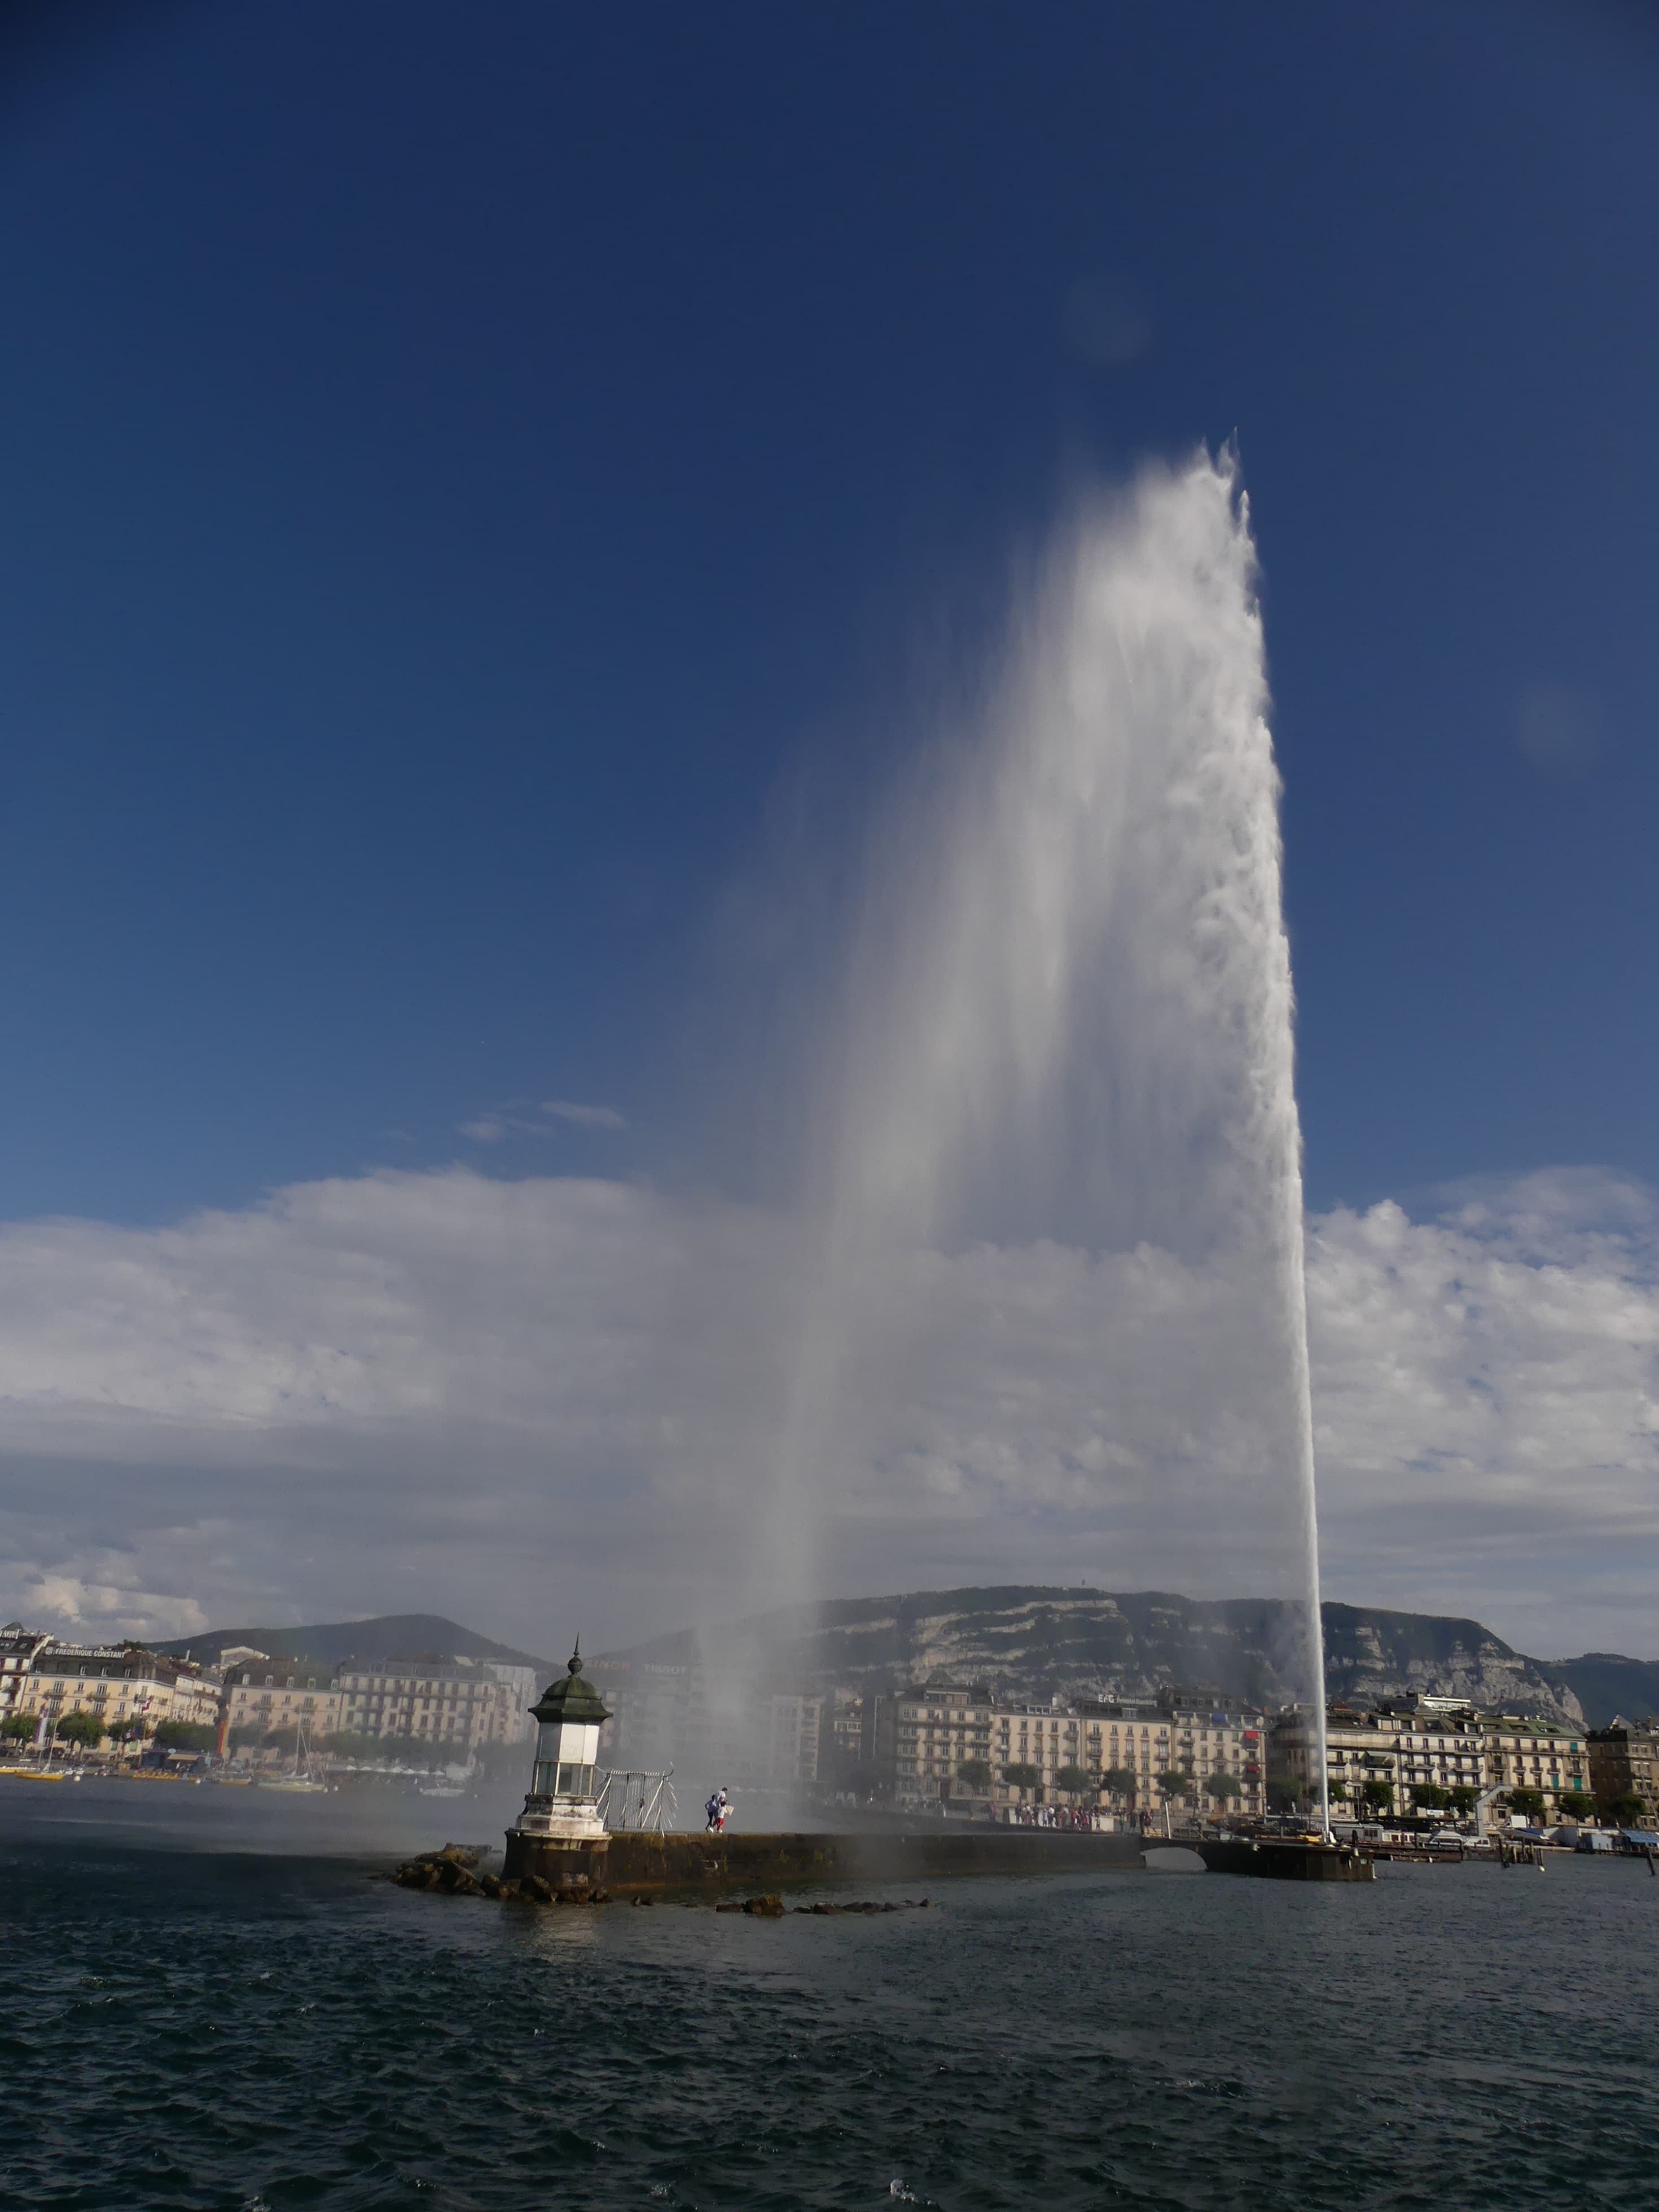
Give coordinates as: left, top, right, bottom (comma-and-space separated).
233, 1673, 505, 1696
340, 1676, 495, 1696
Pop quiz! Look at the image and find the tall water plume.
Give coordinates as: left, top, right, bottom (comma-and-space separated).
768, 447, 1329, 1831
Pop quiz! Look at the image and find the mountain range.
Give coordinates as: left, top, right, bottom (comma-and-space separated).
153, 1613, 554, 1676
157, 1592, 1659, 1728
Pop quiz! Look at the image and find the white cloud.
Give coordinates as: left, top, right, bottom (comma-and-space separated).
541, 1100, 627, 1130
14, 1571, 208, 1643
456, 1099, 626, 1144
0, 1165, 1653, 1657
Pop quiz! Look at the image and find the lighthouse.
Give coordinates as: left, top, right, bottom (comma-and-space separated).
503, 1640, 613, 1884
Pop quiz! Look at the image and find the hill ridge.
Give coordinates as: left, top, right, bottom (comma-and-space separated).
151, 1593, 1657, 1728
152, 1613, 555, 1676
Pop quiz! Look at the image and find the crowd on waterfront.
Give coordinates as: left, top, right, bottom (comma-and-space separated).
1004, 1802, 1102, 1829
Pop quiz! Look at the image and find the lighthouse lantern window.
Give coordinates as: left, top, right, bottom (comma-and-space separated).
524, 1642, 611, 1803
533, 1716, 600, 1798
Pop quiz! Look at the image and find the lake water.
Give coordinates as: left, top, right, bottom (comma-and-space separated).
3, 1783, 1654, 2210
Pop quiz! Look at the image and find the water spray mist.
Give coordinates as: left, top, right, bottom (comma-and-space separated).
771, 449, 1332, 1831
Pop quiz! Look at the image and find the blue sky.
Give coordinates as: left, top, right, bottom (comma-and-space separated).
3, 0, 1655, 1224
1, 3, 1656, 1654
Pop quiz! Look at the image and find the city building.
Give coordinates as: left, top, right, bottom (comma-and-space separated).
1, 1625, 54, 1718
222, 1661, 345, 1746
763, 1693, 823, 1783
870, 1678, 994, 1805
1587, 1719, 1659, 1819
592, 1657, 822, 1787
220, 1653, 534, 1754
823, 1692, 869, 1781
2, 1635, 222, 1749
1474, 1713, 1592, 1818
870, 1678, 1265, 1817
590, 1657, 701, 1772
1271, 1700, 1591, 1823
1274, 1701, 1487, 1816
336, 1656, 534, 1750
1382, 1698, 1491, 1801
1138, 1693, 1266, 1818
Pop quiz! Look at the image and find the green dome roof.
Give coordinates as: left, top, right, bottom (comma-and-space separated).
529, 1640, 611, 1727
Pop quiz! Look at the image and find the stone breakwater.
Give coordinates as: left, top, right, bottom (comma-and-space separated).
390, 1848, 941, 1915
411, 1828, 1371, 1896
501, 1825, 1148, 1891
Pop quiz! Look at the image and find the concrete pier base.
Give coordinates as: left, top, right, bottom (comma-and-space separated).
502, 1828, 611, 1885
503, 1796, 612, 1885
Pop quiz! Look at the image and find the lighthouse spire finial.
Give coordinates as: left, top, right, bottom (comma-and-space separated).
568, 1637, 582, 1675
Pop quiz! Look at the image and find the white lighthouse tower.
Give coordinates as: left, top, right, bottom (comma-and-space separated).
503, 1641, 613, 1879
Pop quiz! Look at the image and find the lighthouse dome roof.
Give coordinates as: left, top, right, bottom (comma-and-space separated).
528, 1642, 611, 1727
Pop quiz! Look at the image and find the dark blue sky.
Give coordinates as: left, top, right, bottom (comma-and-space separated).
3, 0, 1655, 1226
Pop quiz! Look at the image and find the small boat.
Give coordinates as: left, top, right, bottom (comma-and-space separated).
259, 1721, 331, 1792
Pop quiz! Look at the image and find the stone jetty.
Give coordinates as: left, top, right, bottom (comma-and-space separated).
401, 1825, 1371, 1901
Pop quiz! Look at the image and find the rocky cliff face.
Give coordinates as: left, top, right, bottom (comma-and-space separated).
1320, 1605, 1585, 1723
608, 1585, 1587, 1721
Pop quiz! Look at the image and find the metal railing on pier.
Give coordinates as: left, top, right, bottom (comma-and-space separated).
595, 1767, 676, 1834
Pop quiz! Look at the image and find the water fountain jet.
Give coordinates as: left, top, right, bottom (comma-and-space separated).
768, 448, 1331, 1839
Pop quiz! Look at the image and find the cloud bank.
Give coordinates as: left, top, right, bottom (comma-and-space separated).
0, 1165, 1653, 1657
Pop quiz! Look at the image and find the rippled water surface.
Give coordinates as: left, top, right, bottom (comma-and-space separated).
2, 1806, 1653, 2210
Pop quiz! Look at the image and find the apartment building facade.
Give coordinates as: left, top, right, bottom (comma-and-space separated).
337, 1657, 534, 1749
872, 1678, 994, 1803
1272, 1699, 1591, 1822
1478, 1713, 1592, 1816
1, 1631, 222, 1746
1274, 1701, 1487, 1814
1, 1626, 54, 1718
594, 1658, 823, 1785
222, 1653, 535, 1753
823, 1692, 868, 1780
870, 1679, 1266, 1816
222, 1665, 345, 1745
1586, 1721, 1658, 1818
1136, 1693, 1266, 1817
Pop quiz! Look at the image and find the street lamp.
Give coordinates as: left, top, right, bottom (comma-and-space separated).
503, 1642, 613, 1886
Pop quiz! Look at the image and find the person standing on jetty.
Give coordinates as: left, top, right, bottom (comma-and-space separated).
705, 1786, 731, 1834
